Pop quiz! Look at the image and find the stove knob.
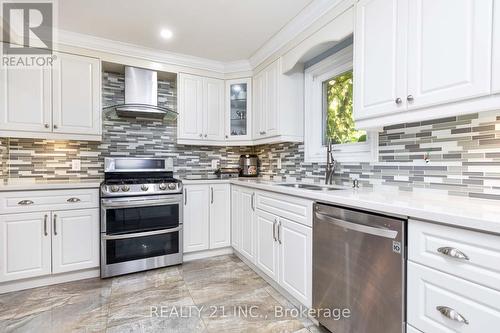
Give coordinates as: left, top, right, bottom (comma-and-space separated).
110, 185, 119, 192
121, 185, 130, 192
141, 184, 149, 191
168, 183, 177, 190
159, 183, 167, 190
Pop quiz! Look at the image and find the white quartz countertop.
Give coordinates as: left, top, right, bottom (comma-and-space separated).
226, 178, 500, 235
0, 179, 102, 191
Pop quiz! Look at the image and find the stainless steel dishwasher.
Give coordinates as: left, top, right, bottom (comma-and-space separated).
313, 203, 406, 333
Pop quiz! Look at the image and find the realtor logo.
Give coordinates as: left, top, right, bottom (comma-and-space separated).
1, 0, 56, 67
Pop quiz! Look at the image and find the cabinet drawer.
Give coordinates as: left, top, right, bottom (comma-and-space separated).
256, 191, 312, 227
406, 324, 422, 333
408, 262, 500, 333
0, 189, 99, 214
409, 219, 500, 291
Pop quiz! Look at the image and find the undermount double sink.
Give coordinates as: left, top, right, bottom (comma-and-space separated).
276, 183, 345, 191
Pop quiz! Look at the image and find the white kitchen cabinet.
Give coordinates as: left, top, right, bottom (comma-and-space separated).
353, 0, 408, 120
354, 0, 497, 128
255, 209, 279, 281
0, 66, 52, 132
52, 52, 101, 136
239, 187, 256, 263
493, 0, 500, 94
226, 78, 252, 141
0, 212, 52, 282
407, 0, 493, 110
204, 77, 225, 141
0, 49, 101, 140
408, 262, 500, 333
177, 73, 224, 142
183, 185, 210, 253
231, 186, 241, 251
178, 73, 204, 140
51, 209, 99, 274
209, 184, 231, 249
279, 217, 312, 307
184, 183, 230, 253
252, 58, 304, 143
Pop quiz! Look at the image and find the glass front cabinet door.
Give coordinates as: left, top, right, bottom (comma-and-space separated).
226, 78, 252, 141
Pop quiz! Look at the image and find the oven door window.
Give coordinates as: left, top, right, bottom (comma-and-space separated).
106, 204, 179, 235
106, 232, 179, 265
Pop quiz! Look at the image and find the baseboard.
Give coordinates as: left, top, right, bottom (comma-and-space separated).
183, 247, 233, 262
0, 268, 100, 294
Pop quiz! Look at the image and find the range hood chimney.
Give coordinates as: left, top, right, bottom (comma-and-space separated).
110, 66, 177, 119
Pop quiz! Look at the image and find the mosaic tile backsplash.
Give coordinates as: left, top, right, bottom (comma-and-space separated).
1, 71, 499, 199
256, 111, 500, 200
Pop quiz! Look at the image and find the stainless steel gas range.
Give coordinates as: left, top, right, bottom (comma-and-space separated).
100, 157, 183, 278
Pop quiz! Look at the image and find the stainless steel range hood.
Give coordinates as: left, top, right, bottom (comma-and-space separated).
109, 66, 177, 119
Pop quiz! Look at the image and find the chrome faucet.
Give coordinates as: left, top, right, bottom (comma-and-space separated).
325, 139, 337, 185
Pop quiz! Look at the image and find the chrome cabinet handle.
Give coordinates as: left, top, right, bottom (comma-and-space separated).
204, 134, 208, 138
211, 187, 214, 204
273, 218, 277, 241
53, 214, 57, 236
53, 124, 58, 129
184, 189, 188, 205
395, 97, 402, 104
407, 95, 414, 102
225, 135, 228, 139
277, 220, 282, 244
436, 306, 469, 325
44, 124, 49, 128
67, 197, 81, 203
251, 193, 255, 211
43, 214, 48, 236
437, 247, 469, 260
18, 200, 34, 205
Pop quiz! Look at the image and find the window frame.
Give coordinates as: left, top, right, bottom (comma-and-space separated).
304, 45, 378, 163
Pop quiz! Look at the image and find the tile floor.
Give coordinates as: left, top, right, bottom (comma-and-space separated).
0, 255, 329, 333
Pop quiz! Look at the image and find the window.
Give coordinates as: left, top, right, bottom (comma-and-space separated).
304, 44, 377, 163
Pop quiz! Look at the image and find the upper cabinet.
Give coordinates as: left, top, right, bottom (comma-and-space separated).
354, 0, 407, 120
252, 58, 303, 143
226, 78, 252, 142
493, 0, 500, 94
177, 73, 225, 143
0, 66, 52, 133
52, 53, 101, 136
0, 50, 102, 140
354, 0, 497, 128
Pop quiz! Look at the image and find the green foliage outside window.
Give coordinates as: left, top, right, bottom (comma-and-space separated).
324, 70, 366, 144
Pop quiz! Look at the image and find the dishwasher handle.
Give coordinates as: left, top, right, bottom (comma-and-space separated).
315, 211, 398, 239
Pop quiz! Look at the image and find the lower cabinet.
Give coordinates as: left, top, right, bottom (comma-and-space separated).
51, 209, 100, 274
0, 209, 99, 283
183, 183, 230, 253
0, 212, 52, 282
231, 186, 257, 263
255, 208, 312, 307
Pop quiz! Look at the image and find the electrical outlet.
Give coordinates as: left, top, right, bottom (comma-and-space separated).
211, 159, 219, 169
71, 159, 81, 171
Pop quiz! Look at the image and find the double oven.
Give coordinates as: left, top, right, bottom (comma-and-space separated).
100, 158, 183, 278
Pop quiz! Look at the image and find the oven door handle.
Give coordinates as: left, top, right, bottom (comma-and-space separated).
102, 226, 182, 240
101, 198, 181, 209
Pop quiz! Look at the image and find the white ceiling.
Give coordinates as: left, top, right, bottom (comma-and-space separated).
58, 0, 314, 62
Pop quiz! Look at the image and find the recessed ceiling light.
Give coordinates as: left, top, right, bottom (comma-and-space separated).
160, 29, 173, 40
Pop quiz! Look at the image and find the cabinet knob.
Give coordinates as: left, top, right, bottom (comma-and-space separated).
407, 95, 414, 102
225, 135, 228, 139
199, 134, 203, 137
395, 98, 402, 105
204, 134, 208, 138
53, 124, 58, 129
44, 124, 49, 128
